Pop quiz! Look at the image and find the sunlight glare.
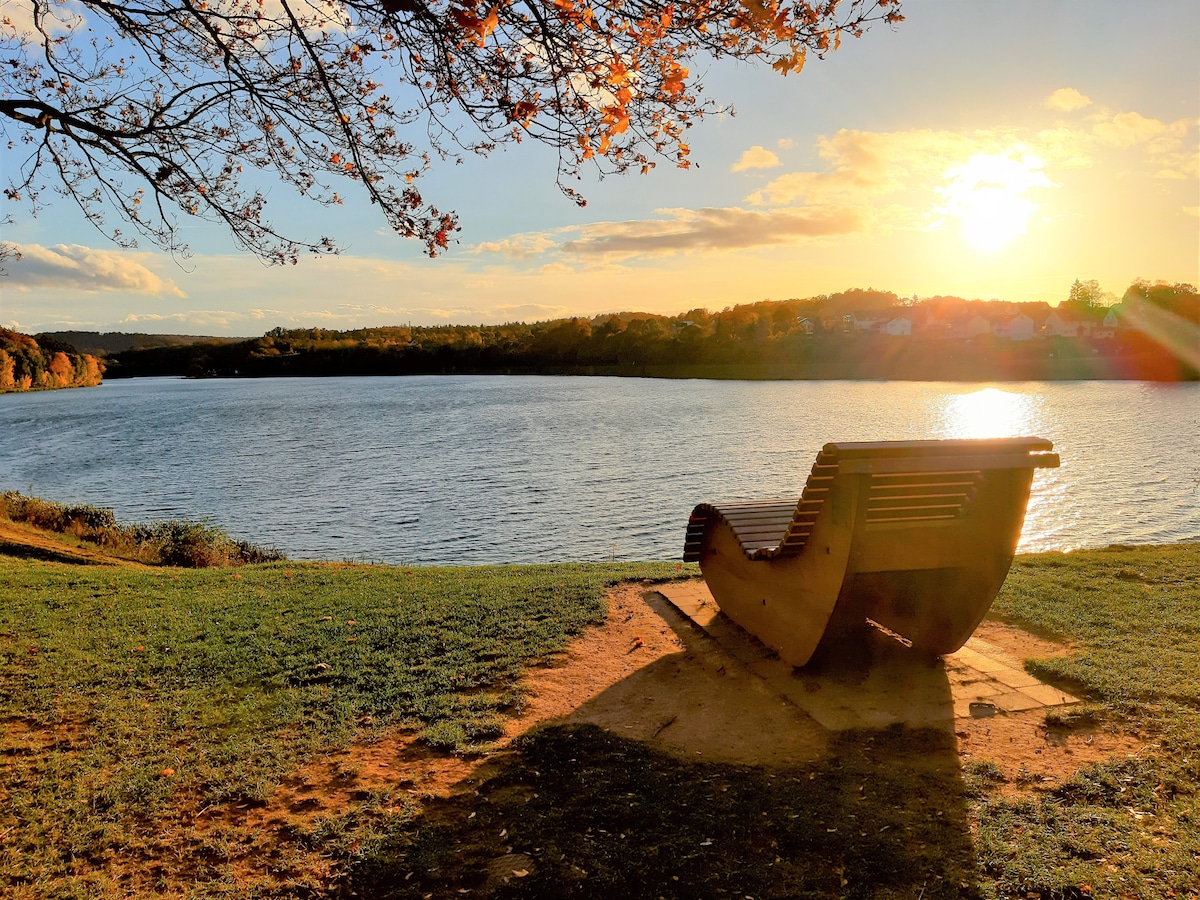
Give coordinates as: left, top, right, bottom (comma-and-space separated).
938, 152, 1051, 254
939, 387, 1036, 439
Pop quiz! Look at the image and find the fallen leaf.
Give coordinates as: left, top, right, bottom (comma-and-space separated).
159, 768, 175, 777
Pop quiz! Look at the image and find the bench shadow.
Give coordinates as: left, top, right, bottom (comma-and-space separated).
338, 593, 983, 899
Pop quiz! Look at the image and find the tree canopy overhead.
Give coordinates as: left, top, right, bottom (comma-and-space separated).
2, 0, 901, 262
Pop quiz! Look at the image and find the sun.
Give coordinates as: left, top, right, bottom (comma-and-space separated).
938, 152, 1051, 253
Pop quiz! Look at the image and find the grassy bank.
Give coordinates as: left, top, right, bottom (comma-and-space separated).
1, 536, 1197, 899
1, 492, 282, 566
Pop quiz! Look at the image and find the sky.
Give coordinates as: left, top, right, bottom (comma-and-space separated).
2, 0, 1198, 336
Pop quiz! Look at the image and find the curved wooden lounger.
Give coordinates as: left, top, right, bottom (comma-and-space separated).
682, 438, 1060, 667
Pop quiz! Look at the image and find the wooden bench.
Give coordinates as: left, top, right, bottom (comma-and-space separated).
683, 438, 1060, 666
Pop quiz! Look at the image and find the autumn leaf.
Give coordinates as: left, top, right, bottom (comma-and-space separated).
512, 99, 539, 126
771, 50, 805, 75
660, 62, 688, 96
601, 105, 630, 134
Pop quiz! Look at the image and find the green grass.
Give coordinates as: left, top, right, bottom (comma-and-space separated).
1, 541, 1198, 899
976, 544, 1200, 900
0, 557, 689, 897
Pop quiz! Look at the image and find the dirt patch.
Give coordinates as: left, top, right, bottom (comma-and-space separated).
521, 584, 829, 766
955, 620, 1145, 794
972, 619, 1073, 660
957, 709, 1145, 795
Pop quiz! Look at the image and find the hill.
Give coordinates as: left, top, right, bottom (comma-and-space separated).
36, 331, 243, 356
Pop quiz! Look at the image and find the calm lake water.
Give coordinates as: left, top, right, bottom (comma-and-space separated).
2, 377, 1197, 563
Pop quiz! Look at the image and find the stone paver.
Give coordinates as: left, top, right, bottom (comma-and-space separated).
655, 580, 1080, 731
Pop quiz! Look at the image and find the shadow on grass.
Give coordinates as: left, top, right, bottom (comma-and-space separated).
339, 608, 983, 899
0, 538, 104, 566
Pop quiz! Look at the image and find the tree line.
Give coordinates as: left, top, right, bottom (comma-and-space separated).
0, 329, 104, 392
101, 283, 1199, 382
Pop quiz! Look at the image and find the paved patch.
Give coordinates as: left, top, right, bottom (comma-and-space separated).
655, 581, 1078, 732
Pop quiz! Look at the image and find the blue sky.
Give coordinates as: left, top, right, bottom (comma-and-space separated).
3, 0, 1198, 335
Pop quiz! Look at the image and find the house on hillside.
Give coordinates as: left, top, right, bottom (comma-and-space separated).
1092, 308, 1119, 339
1043, 308, 1084, 338
883, 316, 912, 336
996, 313, 1036, 341
851, 313, 886, 333
795, 316, 815, 335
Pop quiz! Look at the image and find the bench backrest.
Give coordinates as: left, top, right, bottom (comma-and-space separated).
684, 438, 1059, 562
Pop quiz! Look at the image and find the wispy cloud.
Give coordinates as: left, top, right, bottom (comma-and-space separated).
558, 207, 864, 258
6, 244, 185, 296
469, 233, 561, 259
120, 310, 246, 329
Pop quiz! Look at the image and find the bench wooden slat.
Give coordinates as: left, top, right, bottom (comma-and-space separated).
825, 437, 1054, 456
840, 452, 1059, 475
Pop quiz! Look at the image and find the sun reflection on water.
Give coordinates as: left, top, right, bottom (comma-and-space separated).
937, 387, 1039, 439
932, 387, 1065, 551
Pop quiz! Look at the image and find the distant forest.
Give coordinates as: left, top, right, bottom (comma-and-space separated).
53, 280, 1200, 383
0, 329, 104, 393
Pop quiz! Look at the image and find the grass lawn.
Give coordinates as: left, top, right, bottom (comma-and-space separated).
1, 537, 1197, 899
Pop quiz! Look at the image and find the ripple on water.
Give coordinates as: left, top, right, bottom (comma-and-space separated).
1, 376, 1197, 563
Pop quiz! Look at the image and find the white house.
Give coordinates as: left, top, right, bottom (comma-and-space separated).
883, 316, 912, 336
1005, 313, 1036, 341
1043, 309, 1082, 338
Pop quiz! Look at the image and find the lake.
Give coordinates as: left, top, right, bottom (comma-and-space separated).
2, 377, 1197, 563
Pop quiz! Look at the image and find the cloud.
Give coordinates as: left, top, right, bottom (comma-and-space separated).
747, 129, 984, 206
470, 233, 561, 259
6, 244, 185, 296
1045, 88, 1092, 112
1184, 206, 1200, 218
1092, 111, 1175, 148
120, 310, 246, 329
746, 104, 1197, 213
2, 0, 84, 39
776, 138, 797, 150
731, 146, 782, 173
559, 206, 864, 258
